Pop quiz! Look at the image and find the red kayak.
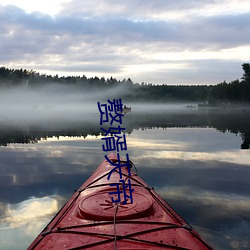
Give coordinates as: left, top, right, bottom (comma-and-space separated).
28, 152, 213, 249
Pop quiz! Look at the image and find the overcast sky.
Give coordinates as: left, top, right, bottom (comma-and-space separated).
0, 0, 250, 85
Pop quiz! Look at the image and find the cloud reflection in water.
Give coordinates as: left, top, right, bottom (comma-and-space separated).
0, 196, 61, 250
0, 126, 249, 249
126, 127, 250, 249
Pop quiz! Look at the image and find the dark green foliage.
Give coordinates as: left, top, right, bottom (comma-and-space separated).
209, 63, 250, 104
242, 63, 250, 82
0, 63, 250, 104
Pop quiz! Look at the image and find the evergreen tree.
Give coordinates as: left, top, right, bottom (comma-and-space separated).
242, 63, 250, 83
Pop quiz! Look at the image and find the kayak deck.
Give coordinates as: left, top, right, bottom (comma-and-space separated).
28, 152, 213, 249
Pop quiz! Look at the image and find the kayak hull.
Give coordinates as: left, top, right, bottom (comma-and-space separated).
28, 152, 213, 249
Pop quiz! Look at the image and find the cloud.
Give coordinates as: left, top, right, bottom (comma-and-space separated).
58, 0, 246, 19
0, 1, 250, 84
3, 4, 248, 49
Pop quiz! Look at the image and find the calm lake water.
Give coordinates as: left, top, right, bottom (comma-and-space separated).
0, 104, 250, 249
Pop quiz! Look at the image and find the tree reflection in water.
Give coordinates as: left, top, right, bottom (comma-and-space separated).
0, 108, 249, 149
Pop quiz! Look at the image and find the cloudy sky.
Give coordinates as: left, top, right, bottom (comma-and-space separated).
0, 0, 250, 85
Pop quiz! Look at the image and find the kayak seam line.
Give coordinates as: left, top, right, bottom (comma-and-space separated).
113, 203, 119, 250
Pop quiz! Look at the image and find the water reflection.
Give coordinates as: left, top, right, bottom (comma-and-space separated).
0, 196, 59, 228
0, 107, 250, 149
0, 108, 250, 249
0, 196, 62, 250
127, 128, 250, 249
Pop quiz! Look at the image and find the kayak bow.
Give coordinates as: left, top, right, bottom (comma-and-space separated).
28, 152, 213, 249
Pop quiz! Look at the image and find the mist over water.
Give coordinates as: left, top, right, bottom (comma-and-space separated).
0, 84, 197, 124
0, 85, 97, 122
1, 84, 250, 148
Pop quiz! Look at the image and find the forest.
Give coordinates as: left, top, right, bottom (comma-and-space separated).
0, 63, 249, 104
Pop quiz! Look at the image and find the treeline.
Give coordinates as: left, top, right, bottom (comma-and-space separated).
0, 63, 249, 104
208, 63, 250, 105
